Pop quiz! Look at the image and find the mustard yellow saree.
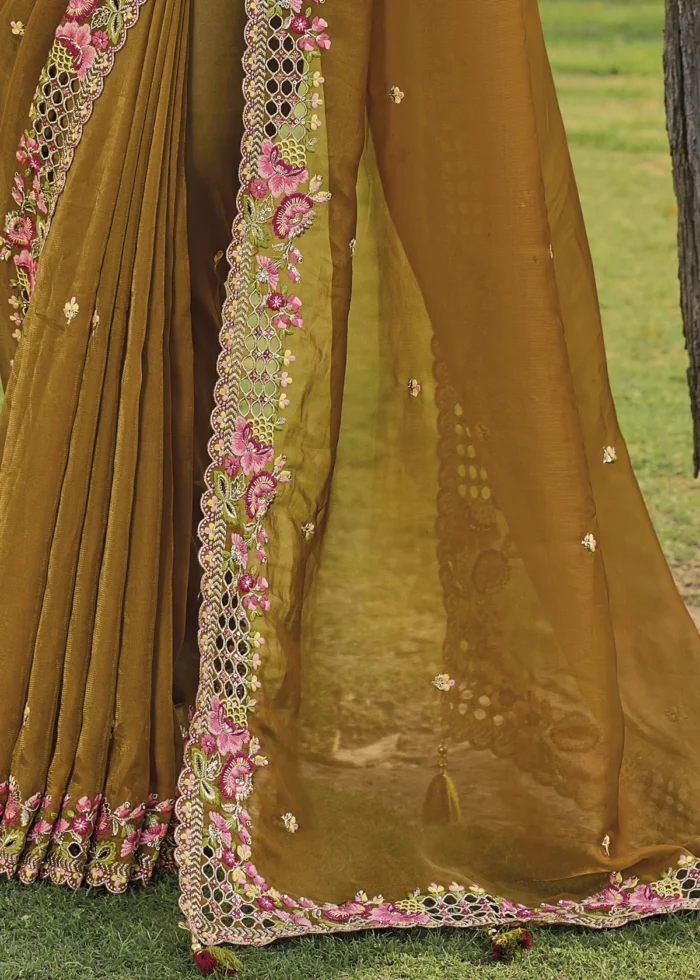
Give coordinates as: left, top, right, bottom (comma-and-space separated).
2, 0, 700, 971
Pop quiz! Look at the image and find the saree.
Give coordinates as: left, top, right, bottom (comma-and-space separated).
2, 0, 700, 968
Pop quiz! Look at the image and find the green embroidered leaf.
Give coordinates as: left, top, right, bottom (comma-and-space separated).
90, 7, 112, 29
88, 841, 117, 865
190, 747, 209, 780
107, 11, 125, 45
0, 829, 23, 855
214, 471, 231, 501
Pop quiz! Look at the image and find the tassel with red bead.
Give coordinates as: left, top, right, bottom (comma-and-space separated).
193, 945, 243, 975
489, 927, 533, 962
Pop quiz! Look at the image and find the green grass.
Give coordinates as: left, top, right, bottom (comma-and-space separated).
3, 2, 700, 978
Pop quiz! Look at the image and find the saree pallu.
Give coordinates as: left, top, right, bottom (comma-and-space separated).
2, 0, 700, 963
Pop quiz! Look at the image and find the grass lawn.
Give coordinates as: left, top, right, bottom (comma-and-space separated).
3, 2, 700, 978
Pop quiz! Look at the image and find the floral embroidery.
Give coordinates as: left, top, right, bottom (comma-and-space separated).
22, 706, 30, 728
1, 0, 147, 343
282, 813, 299, 834
603, 446, 617, 464
172, 0, 700, 954
91, 309, 100, 334
63, 297, 79, 322
214, 250, 224, 269
0, 777, 174, 892
301, 522, 315, 540
408, 378, 422, 397
433, 673, 455, 692
349, 237, 356, 256
11, 20, 25, 37
602, 835, 611, 857
582, 533, 597, 553
390, 86, 405, 104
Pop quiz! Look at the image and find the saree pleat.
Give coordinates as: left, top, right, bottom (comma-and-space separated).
0, 0, 192, 889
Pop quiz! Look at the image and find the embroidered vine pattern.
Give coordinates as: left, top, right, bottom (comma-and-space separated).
1, 0, 147, 351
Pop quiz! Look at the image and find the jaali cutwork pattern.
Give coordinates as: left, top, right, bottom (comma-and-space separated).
0, 0, 172, 895
1, 0, 148, 347
174, 0, 700, 952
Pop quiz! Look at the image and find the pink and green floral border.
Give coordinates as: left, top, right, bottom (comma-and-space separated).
1, 0, 148, 350
0, 0, 174, 895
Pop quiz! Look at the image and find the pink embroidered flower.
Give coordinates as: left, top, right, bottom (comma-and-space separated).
54, 817, 71, 835
3, 799, 19, 824
120, 828, 141, 857
286, 294, 302, 311
64, 0, 99, 21
291, 15, 310, 34
208, 697, 249, 756
369, 903, 432, 927
91, 30, 110, 51
32, 175, 47, 214
223, 455, 241, 477
258, 895, 277, 913
257, 140, 308, 198
95, 809, 111, 836
25, 792, 42, 811
75, 795, 93, 814
272, 194, 314, 239
141, 822, 168, 847
114, 802, 132, 820
250, 177, 269, 199
231, 417, 274, 476
28, 818, 53, 841
55, 23, 97, 80
244, 471, 278, 519
200, 733, 217, 755
12, 174, 25, 208
71, 814, 92, 835
222, 847, 238, 868
267, 292, 285, 311
238, 573, 255, 594
219, 753, 254, 800
16, 134, 42, 173
298, 35, 315, 52
14, 250, 37, 296
130, 804, 146, 822
312, 16, 328, 31
230, 534, 248, 570
316, 31, 331, 49
256, 254, 279, 289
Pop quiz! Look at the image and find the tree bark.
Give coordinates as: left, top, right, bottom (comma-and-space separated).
665, 1, 700, 476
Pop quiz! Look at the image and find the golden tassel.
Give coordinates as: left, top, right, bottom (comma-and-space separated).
422, 742, 462, 826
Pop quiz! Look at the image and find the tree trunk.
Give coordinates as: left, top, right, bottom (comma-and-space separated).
665, 1, 700, 476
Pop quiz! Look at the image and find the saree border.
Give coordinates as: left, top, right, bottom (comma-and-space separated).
1, 0, 149, 347
174, 0, 700, 952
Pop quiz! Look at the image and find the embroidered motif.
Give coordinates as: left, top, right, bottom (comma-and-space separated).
432, 673, 455, 692
0, 777, 174, 892
603, 446, 617, 464
582, 533, 597, 553
1, 0, 147, 342
214, 250, 224, 269
602, 835, 611, 857
282, 813, 299, 834
22, 706, 30, 728
408, 378, 422, 397
349, 237, 356, 256
63, 297, 79, 323
91, 309, 100, 335
11, 20, 25, 37
301, 522, 315, 540
390, 86, 405, 104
